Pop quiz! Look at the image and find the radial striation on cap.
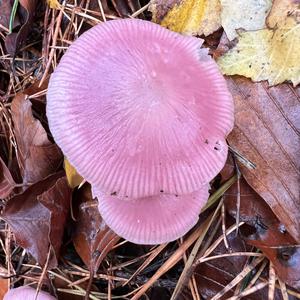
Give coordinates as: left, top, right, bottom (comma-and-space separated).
47, 19, 233, 199
94, 185, 209, 244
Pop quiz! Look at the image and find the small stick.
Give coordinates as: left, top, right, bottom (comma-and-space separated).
221, 203, 230, 249
34, 247, 52, 300
233, 156, 241, 236
130, 3, 150, 18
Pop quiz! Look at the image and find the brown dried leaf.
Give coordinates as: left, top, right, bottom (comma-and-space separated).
225, 178, 278, 227
224, 174, 300, 288
2, 172, 71, 267
0, 156, 16, 198
11, 93, 62, 185
225, 76, 300, 242
73, 185, 120, 272
222, 157, 279, 227
247, 224, 300, 290
5, 0, 38, 55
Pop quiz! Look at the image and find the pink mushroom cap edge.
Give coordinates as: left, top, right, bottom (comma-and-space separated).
47, 19, 234, 199
93, 184, 209, 244
4, 287, 56, 300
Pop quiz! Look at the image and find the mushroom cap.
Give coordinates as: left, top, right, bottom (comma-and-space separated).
4, 287, 56, 300
93, 185, 209, 244
47, 19, 233, 198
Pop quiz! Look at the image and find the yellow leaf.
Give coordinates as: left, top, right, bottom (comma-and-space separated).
47, 0, 60, 9
149, 0, 221, 36
220, 0, 272, 41
64, 158, 84, 189
217, 0, 300, 86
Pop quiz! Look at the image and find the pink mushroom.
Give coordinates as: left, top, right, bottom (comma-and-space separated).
47, 19, 233, 244
93, 185, 209, 244
4, 287, 56, 300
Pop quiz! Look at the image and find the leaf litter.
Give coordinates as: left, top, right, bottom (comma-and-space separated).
0, 0, 299, 299
223, 157, 300, 289
218, 0, 300, 86
2, 171, 71, 268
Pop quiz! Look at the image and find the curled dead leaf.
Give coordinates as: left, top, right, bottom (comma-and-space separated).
11, 93, 62, 185
2, 172, 71, 267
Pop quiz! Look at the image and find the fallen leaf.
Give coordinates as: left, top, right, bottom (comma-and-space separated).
11, 93, 62, 185
39, 176, 71, 266
224, 176, 279, 228
2, 172, 71, 267
0, 156, 16, 198
224, 172, 300, 288
64, 158, 84, 189
73, 185, 120, 272
218, 0, 300, 86
5, 0, 38, 55
221, 155, 280, 228
220, 0, 272, 40
224, 76, 300, 242
215, 35, 300, 241
149, 0, 221, 36
247, 231, 300, 289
